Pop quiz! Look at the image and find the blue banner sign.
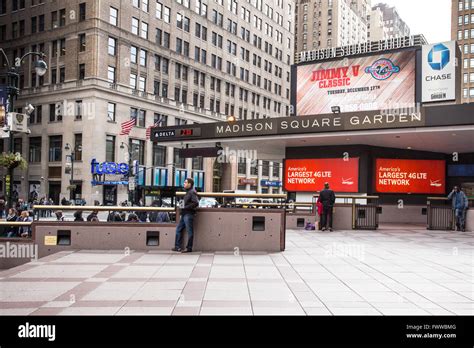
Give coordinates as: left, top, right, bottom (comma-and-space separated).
260, 180, 282, 187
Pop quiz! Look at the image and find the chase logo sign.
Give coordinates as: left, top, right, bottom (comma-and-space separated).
365, 59, 400, 80
428, 43, 450, 71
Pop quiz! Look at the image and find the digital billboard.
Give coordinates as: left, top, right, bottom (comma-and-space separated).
284, 158, 359, 192
375, 159, 446, 194
296, 50, 416, 115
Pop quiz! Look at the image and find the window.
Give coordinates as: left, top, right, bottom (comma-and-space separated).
29, 137, 42, 163
59, 67, 65, 83
174, 148, 185, 168
79, 3, 86, 21
107, 103, 116, 122
108, 66, 116, 83
75, 100, 83, 120
79, 63, 86, 80
141, 22, 148, 39
139, 76, 146, 91
272, 163, 280, 177
131, 46, 138, 63
110, 7, 118, 26
106, 135, 115, 162
49, 135, 62, 162
74, 134, 82, 161
140, 49, 147, 66
79, 33, 86, 52
156, 1, 163, 18
192, 156, 203, 170
137, 109, 146, 127
130, 139, 145, 164
130, 73, 137, 89
108, 37, 116, 55
153, 144, 166, 166
164, 6, 170, 23
132, 17, 139, 35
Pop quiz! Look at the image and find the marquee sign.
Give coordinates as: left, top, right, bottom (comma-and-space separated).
297, 35, 426, 63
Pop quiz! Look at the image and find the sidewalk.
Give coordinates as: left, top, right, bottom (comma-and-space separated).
0, 226, 472, 316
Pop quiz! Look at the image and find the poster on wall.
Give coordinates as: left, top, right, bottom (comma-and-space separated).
375, 159, 446, 194
296, 50, 416, 115
284, 158, 359, 192
422, 41, 456, 103
29, 183, 41, 201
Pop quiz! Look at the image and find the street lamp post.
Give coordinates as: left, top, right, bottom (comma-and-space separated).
65, 143, 82, 203
120, 142, 134, 205
0, 48, 47, 209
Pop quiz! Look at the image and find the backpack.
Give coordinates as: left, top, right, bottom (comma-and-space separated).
304, 222, 316, 231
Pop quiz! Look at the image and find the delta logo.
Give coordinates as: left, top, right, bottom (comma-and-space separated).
365, 59, 400, 80
428, 43, 450, 71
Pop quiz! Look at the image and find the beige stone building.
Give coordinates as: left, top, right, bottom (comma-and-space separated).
0, 0, 293, 204
370, 3, 410, 40
452, 0, 474, 103
294, 0, 369, 53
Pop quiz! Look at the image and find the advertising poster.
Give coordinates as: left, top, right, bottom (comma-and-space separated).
284, 158, 359, 192
375, 159, 446, 194
297, 50, 416, 115
29, 183, 41, 201
422, 41, 456, 102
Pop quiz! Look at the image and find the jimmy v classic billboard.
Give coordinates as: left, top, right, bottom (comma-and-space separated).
296, 50, 416, 115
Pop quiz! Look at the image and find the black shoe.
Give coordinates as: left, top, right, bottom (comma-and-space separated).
329, 228, 333, 232
321, 227, 327, 231
181, 249, 192, 253
171, 247, 182, 252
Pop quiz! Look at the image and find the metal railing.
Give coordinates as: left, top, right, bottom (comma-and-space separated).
30, 205, 176, 223
426, 197, 473, 230
312, 195, 380, 230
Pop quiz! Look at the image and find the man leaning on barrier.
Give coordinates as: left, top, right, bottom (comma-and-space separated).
172, 178, 199, 253
448, 186, 469, 232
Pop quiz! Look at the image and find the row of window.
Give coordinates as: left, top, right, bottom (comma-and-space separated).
238, 159, 281, 177
458, 0, 474, 11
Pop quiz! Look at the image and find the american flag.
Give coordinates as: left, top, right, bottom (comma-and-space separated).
119, 116, 136, 136
146, 118, 164, 140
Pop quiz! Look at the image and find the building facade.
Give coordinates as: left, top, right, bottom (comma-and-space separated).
294, 0, 369, 53
367, 5, 388, 41
0, 0, 294, 205
452, 0, 474, 103
371, 3, 410, 39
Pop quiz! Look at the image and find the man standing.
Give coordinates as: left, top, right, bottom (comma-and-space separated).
172, 178, 199, 253
448, 186, 469, 232
318, 182, 336, 232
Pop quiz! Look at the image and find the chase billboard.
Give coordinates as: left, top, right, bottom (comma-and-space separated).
422, 41, 456, 103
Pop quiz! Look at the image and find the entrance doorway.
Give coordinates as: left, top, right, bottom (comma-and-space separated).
48, 182, 61, 204
103, 185, 117, 206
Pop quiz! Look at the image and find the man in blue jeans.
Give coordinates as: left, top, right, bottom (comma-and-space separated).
172, 178, 199, 253
448, 186, 469, 232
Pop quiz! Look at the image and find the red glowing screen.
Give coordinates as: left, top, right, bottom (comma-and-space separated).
284, 158, 359, 192
375, 159, 446, 194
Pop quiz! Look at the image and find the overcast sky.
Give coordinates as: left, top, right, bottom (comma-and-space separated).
375, 0, 452, 43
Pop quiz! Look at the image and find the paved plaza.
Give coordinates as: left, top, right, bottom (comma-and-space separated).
0, 225, 472, 316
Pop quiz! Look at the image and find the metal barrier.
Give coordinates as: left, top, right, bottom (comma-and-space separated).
427, 197, 454, 230
31, 205, 176, 223
312, 195, 380, 230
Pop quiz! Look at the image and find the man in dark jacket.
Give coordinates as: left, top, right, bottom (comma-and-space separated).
318, 182, 336, 232
172, 178, 199, 253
